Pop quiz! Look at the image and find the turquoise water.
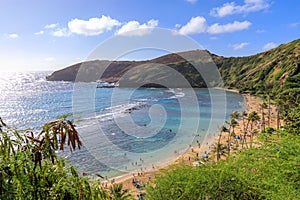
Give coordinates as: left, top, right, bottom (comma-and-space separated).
0, 71, 244, 177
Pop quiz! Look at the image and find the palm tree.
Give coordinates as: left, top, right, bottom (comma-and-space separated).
274, 99, 284, 130
27, 114, 82, 165
213, 142, 227, 161
267, 95, 271, 127
227, 119, 238, 157
241, 111, 248, 132
0, 116, 87, 199
260, 102, 267, 131
109, 184, 133, 200
226, 111, 240, 158
216, 125, 228, 161
247, 111, 260, 148
230, 111, 240, 135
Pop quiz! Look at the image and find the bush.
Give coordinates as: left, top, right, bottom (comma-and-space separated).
146, 134, 300, 200
0, 117, 132, 200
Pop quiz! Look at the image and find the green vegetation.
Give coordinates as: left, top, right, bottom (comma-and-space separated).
144, 39, 300, 200
0, 116, 133, 200
4, 38, 300, 199
146, 133, 300, 200
144, 38, 300, 199
46, 38, 300, 90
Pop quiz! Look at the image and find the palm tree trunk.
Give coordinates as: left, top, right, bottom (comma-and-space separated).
268, 97, 271, 127
217, 132, 222, 161
250, 123, 253, 148
262, 108, 265, 131
276, 107, 280, 130
227, 127, 231, 158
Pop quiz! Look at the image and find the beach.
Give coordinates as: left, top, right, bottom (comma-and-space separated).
103, 92, 283, 197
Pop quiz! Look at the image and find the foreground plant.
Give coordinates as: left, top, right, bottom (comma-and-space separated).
0, 116, 132, 200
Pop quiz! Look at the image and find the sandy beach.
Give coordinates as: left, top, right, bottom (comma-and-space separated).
100, 92, 282, 198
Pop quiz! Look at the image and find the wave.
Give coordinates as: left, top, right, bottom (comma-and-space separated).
168, 91, 185, 99
134, 97, 158, 102
77, 102, 146, 124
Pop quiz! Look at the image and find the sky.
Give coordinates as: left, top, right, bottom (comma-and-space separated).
0, 0, 299, 71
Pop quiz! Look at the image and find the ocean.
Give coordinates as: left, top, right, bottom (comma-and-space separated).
0, 71, 244, 178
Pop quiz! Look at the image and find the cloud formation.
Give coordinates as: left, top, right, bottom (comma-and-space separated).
45, 23, 59, 29
52, 28, 71, 37
178, 16, 251, 35
210, 0, 270, 17
207, 21, 251, 34
178, 16, 207, 35
34, 30, 44, 35
263, 42, 277, 51
116, 19, 158, 36
68, 15, 121, 36
6, 33, 19, 39
231, 42, 249, 50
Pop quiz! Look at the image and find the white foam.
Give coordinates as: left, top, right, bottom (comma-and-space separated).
78, 102, 145, 123
167, 91, 185, 99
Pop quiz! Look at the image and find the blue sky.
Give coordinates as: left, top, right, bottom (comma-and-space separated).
0, 0, 299, 71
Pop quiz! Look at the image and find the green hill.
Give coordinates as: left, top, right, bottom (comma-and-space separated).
218, 38, 300, 96
47, 38, 300, 95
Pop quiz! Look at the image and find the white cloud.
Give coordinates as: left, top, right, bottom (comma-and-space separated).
116, 19, 158, 36
34, 30, 44, 35
263, 42, 277, 51
210, 0, 270, 17
178, 16, 207, 35
45, 57, 55, 62
51, 28, 71, 37
207, 20, 251, 34
185, 0, 197, 3
231, 42, 249, 50
6, 33, 19, 39
175, 24, 181, 28
176, 16, 251, 35
68, 15, 121, 36
45, 23, 59, 29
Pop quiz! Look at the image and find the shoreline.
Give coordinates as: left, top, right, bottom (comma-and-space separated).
99, 89, 282, 199
103, 89, 250, 192
113, 91, 282, 197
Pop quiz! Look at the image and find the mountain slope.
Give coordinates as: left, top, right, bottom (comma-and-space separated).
218, 38, 300, 95
46, 38, 300, 93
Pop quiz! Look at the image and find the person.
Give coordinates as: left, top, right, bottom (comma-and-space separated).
137, 193, 144, 200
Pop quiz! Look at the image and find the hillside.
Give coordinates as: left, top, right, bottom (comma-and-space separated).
218, 38, 300, 95
47, 38, 300, 92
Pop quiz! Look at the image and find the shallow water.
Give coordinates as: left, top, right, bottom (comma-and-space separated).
0, 71, 244, 177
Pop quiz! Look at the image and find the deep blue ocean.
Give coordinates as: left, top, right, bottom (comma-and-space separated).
0, 71, 244, 178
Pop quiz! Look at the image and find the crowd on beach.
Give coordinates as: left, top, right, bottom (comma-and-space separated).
95, 94, 281, 199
